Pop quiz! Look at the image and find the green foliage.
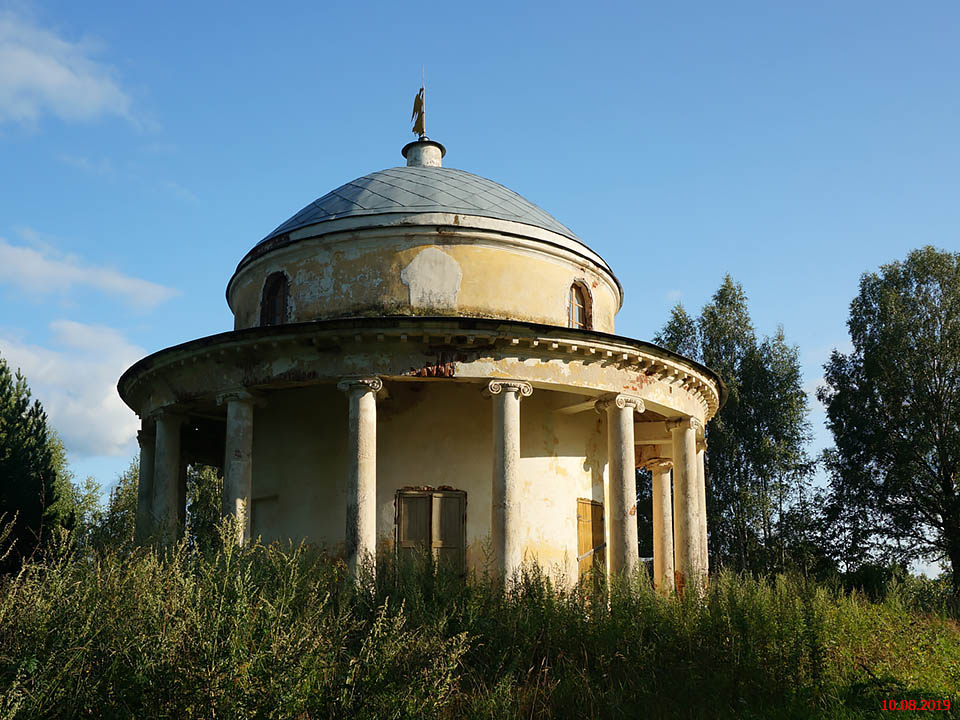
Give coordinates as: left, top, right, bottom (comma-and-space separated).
741, 329, 818, 571
819, 246, 960, 589
654, 277, 818, 575
0, 354, 64, 572
80, 461, 223, 556
0, 532, 956, 719
653, 302, 700, 360
42, 432, 102, 552
86, 459, 139, 552
185, 465, 224, 555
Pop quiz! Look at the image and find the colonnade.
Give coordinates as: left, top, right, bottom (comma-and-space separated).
134, 378, 708, 591
133, 394, 254, 547
665, 417, 708, 592
642, 456, 675, 592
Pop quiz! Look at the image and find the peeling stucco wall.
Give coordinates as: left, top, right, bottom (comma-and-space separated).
228, 230, 620, 333
247, 381, 606, 585
250, 385, 349, 546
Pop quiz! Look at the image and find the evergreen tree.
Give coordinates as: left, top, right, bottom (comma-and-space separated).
818, 246, 960, 590
653, 303, 700, 360
655, 276, 816, 573
0, 353, 59, 571
698, 276, 760, 570
741, 329, 815, 571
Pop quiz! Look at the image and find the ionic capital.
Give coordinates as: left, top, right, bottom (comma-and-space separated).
484, 379, 533, 398
149, 406, 187, 425
217, 388, 256, 406
640, 457, 673, 472
594, 393, 645, 414
337, 376, 383, 395
666, 416, 704, 435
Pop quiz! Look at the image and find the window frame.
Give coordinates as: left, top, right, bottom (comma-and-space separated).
259, 272, 289, 327
567, 280, 593, 330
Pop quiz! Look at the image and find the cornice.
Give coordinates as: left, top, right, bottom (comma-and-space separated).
118, 317, 724, 420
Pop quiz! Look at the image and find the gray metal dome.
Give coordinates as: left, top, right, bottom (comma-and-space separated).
255, 165, 580, 249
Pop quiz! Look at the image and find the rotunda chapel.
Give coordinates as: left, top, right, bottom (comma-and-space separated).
119, 135, 725, 591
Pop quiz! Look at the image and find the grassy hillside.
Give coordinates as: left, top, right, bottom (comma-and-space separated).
0, 530, 957, 719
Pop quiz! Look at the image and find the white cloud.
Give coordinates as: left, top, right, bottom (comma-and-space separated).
0, 234, 178, 308
0, 320, 142, 457
58, 152, 116, 176
913, 558, 945, 579
162, 179, 200, 205
0, 11, 131, 125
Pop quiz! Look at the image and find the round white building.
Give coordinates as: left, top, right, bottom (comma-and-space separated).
119, 137, 725, 591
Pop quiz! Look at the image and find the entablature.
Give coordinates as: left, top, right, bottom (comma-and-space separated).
118, 317, 725, 422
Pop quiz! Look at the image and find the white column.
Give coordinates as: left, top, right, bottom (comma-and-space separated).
220, 390, 255, 545
486, 379, 533, 581
152, 410, 185, 546
667, 417, 704, 593
642, 452, 675, 593
134, 420, 156, 545
696, 436, 709, 577
596, 394, 644, 577
338, 377, 382, 578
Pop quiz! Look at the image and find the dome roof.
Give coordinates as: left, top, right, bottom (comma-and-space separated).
255, 165, 580, 250
226, 138, 623, 332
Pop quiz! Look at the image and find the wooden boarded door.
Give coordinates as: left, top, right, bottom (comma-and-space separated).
577, 499, 605, 580
396, 489, 466, 575
397, 491, 432, 558
432, 491, 466, 572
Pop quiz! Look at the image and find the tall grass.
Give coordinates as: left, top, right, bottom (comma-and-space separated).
0, 526, 957, 719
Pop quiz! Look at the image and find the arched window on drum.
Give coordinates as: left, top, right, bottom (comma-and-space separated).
259, 272, 289, 327
568, 282, 592, 330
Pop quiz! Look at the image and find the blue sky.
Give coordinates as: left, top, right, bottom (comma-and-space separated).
1, 1, 958, 515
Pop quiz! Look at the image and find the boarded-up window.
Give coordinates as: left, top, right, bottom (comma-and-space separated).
260, 272, 289, 326
397, 493, 431, 553
396, 489, 466, 574
577, 498, 605, 581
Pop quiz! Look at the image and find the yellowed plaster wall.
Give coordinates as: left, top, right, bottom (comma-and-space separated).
229, 236, 619, 333
375, 381, 493, 568
250, 385, 349, 547
247, 381, 608, 585
516, 388, 608, 582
